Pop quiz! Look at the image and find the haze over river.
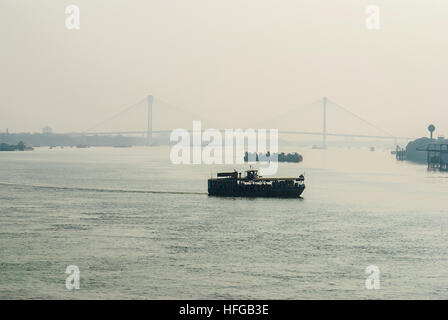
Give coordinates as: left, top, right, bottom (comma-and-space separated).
1, 146, 448, 299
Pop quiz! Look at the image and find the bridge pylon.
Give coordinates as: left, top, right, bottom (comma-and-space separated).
147, 95, 153, 145
322, 96, 327, 149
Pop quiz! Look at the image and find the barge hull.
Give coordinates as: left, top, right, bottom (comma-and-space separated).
208, 169, 306, 198
208, 186, 305, 198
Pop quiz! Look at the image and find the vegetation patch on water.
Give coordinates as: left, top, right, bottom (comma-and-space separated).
0, 141, 33, 151
244, 151, 303, 163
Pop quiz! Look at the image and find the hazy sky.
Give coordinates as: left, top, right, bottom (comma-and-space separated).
1, 0, 447, 138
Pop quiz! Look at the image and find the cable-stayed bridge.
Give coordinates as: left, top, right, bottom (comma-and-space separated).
74, 95, 414, 148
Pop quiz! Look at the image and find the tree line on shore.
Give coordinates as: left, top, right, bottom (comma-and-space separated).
0, 132, 150, 147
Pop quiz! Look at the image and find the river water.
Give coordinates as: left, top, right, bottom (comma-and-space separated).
1, 146, 448, 299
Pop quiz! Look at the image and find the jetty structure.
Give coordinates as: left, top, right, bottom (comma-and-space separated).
405, 124, 448, 171
395, 145, 406, 160
208, 169, 305, 198
417, 143, 448, 171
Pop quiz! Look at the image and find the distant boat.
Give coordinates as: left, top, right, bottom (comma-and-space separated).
76, 144, 89, 148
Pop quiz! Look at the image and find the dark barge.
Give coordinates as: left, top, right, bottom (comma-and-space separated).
208, 169, 305, 198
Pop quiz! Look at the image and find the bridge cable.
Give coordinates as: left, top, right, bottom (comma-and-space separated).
154, 97, 224, 129
84, 98, 146, 133
254, 99, 322, 128
327, 99, 395, 138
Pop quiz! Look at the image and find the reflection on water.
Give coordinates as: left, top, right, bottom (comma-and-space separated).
1, 146, 448, 299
